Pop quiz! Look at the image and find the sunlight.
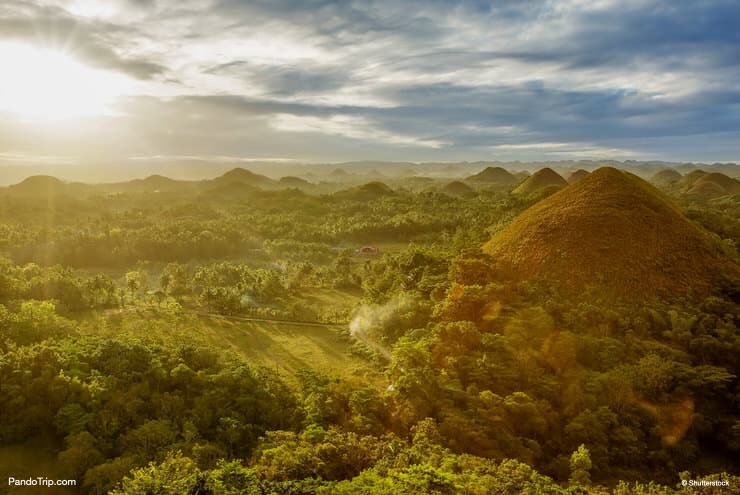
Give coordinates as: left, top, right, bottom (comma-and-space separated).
0, 42, 131, 122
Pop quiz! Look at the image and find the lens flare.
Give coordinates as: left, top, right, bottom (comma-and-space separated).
0, 42, 131, 122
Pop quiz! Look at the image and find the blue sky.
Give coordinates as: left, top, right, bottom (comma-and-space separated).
0, 0, 738, 164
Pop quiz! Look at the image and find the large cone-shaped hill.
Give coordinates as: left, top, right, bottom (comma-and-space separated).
512, 168, 567, 195
679, 170, 708, 188
466, 166, 518, 185
650, 168, 682, 187
483, 167, 739, 301
688, 173, 740, 197
9, 175, 67, 195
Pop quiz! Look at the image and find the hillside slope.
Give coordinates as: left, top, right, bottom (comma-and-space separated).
566, 169, 589, 184
484, 167, 738, 301
688, 173, 740, 197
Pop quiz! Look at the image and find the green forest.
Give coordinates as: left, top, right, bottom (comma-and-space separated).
0, 166, 738, 494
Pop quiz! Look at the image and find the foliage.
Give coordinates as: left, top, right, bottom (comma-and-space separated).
0, 172, 737, 494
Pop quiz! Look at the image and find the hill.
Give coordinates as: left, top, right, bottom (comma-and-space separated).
6, 175, 93, 197
689, 173, 740, 196
9, 175, 67, 195
679, 169, 708, 188
484, 167, 738, 301
210, 168, 276, 188
465, 167, 518, 185
279, 176, 312, 188
566, 169, 589, 184
441, 181, 476, 197
650, 168, 682, 187
330, 168, 351, 177
132, 174, 180, 189
334, 181, 395, 201
512, 168, 567, 195
686, 180, 729, 199
107, 174, 192, 193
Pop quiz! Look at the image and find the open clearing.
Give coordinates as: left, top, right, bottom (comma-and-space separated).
192, 316, 385, 385
79, 306, 385, 388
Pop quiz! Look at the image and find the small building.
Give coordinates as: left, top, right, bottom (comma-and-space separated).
357, 245, 380, 255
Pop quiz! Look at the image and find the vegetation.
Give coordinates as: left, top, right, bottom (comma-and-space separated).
485, 167, 739, 300
0, 166, 737, 493
464, 166, 519, 187
512, 167, 568, 196
566, 169, 590, 184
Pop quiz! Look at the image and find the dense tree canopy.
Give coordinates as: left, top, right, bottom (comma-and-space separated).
0, 177, 737, 493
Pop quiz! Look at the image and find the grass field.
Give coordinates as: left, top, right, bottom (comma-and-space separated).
192, 316, 384, 385
78, 287, 385, 388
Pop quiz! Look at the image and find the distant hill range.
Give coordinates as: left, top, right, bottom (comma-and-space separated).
4, 168, 292, 197
649, 168, 740, 199
484, 167, 739, 302
1, 159, 737, 186
3, 162, 739, 201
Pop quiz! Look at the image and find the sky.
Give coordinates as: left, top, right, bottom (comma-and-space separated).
0, 0, 739, 165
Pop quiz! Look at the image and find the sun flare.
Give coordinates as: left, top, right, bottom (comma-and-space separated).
0, 42, 131, 122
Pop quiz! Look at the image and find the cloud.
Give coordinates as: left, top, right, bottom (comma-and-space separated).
0, 0, 738, 162
0, 0, 165, 79
271, 114, 448, 148
489, 142, 643, 160
206, 61, 351, 96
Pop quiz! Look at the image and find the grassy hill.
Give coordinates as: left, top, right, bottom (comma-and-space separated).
484, 167, 739, 301
512, 167, 567, 195
688, 172, 740, 197
7, 175, 92, 197
566, 169, 589, 184
210, 167, 277, 188
333, 181, 395, 201
679, 169, 708, 188
650, 168, 682, 187
465, 166, 518, 186
279, 176, 312, 188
